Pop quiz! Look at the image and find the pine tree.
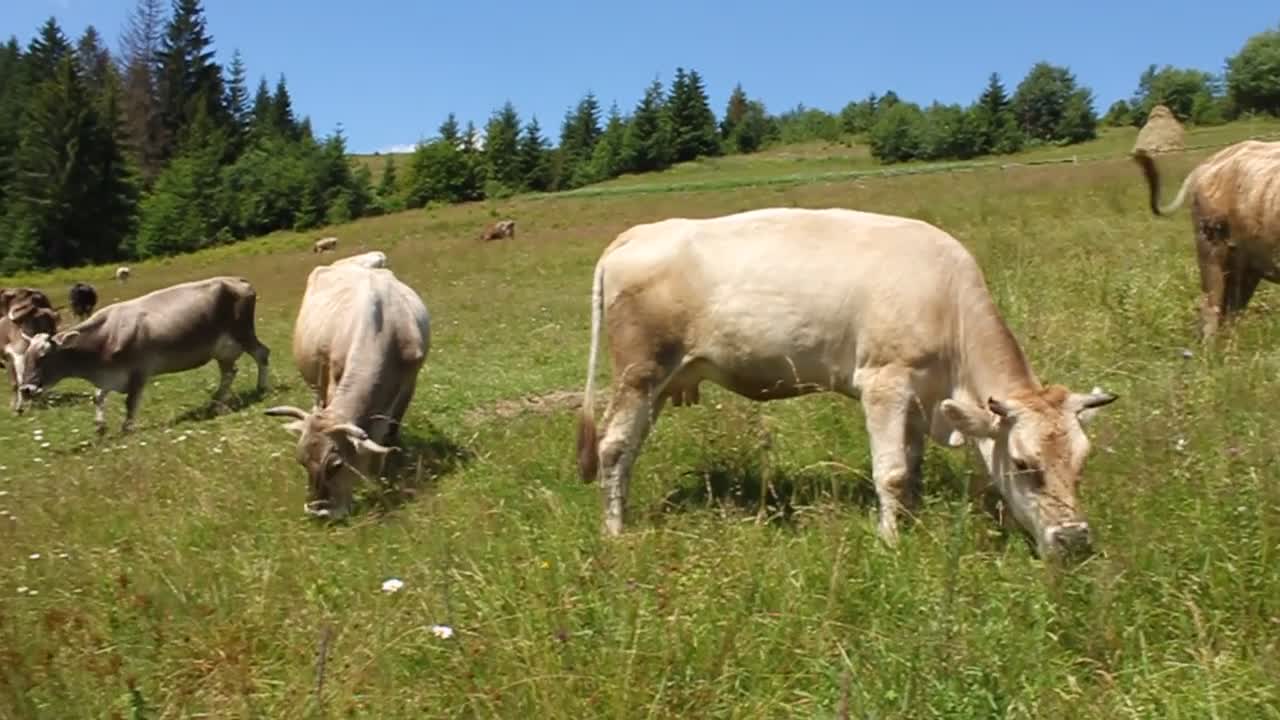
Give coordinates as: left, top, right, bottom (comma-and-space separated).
378, 154, 398, 197
518, 115, 552, 192
556, 92, 601, 188
117, 0, 166, 182
667, 67, 719, 162
720, 83, 750, 139
584, 102, 626, 184
979, 72, 1009, 117
621, 77, 672, 173
76, 27, 114, 97
438, 113, 461, 146
26, 18, 73, 85
483, 101, 523, 190
270, 74, 296, 139
155, 0, 226, 162
0, 37, 28, 216
223, 48, 249, 153
249, 75, 271, 133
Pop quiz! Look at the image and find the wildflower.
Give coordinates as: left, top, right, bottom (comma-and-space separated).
381, 578, 404, 593
430, 624, 454, 639
28, 553, 40, 560
17, 586, 28, 594
40, 442, 50, 449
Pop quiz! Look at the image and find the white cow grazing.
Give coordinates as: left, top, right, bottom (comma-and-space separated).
115, 266, 131, 282
574, 207, 1119, 560
265, 261, 430, 519
331, 250, 388, 269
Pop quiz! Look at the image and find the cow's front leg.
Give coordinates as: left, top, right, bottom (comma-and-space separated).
93, 389, 110, 435
121, 374, 145, 434
860, 369, 921, 546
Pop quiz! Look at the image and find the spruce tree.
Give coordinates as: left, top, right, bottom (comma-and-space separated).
76, 27, 114, 97
557, 92, 601, 188
223, 48, 249, 153
0, 37, 27, 217
518, 115, 552, 192
378, 154, 398, 197
438, 113, 461, 146
249, 75, 272, 134
667, 67, 719, 162
483, 101, 523, 190
270, 73, 296, 139
117, 0, 166, 182
584, 102, 626, 184
621, 77, 672, 173
155, 0, 227, 163
26, 18, 73, 85
720, 82, 750, 140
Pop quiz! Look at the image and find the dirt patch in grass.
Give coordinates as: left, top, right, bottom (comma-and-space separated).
462, 389, 591, 426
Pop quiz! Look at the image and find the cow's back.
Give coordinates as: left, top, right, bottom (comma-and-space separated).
601, 208, 977, 372
294, 266, 429, 375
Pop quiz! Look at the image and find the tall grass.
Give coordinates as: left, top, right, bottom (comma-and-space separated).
1, 132, 1278, 718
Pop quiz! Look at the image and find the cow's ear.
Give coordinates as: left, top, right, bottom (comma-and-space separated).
940, 398, 1002, 439
52, 330, 80, 348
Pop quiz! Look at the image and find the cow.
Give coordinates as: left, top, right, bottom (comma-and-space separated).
115, 266, 131, 282
331, 250, 388, 269
479, 219, 516, 242
1, 295, 60, 413
264, 261, 430, 520
313, 237, 339, 253
573, 207, 1119, 561
1133, 140, 1280, 339
13, 276, 272, 434
69, 282, 98, 320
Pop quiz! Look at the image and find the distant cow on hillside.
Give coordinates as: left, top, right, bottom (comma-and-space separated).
479, 219, 516, 242
115, 266, 131, 282
69, 282, 98, 320
313, 237, 339, 253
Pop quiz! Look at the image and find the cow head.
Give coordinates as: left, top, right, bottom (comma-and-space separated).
940, 384, 1118, 561
264, 405, 397, 520
15, 328, 80, 403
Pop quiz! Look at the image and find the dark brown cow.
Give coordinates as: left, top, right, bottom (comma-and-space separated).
69, 282, 98, 320
479, 219, 516, 242
14, 276, 272, 434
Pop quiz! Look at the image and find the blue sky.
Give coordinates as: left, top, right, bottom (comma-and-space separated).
4, 1, 1276, 154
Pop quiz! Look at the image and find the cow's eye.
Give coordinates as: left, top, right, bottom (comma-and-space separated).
1011, 458, 1031, 473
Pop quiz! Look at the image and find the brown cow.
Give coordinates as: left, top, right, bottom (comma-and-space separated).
1133, 140, 1280, 339
1, 293, 60, 413
313, 237, 339, 253
479, 219, 516, 242
574, 207, 1119, 560
14, 276, 272, 434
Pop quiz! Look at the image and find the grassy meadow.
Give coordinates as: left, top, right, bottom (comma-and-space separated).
3, 124, 1280, 718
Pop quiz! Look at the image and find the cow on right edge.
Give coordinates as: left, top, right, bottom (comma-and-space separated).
1133, 139, 1280, 339
573, 207, 1119, 561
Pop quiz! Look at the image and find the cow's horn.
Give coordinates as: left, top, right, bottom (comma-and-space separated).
264, 405, 309, 421
329, 422, 369, 441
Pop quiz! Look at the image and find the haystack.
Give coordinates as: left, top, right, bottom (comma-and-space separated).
1133, 104, 1185, 154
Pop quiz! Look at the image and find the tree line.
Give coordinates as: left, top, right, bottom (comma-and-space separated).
2, 4, 1279, 273
0, 0, 371, 273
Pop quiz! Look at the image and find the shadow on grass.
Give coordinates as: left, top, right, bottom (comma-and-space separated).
355, 420, 477, 519
172, 386, 270, 425
651, 447, 977, 531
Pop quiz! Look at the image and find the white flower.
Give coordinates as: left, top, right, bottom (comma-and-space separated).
27, 589, 37, 596
17, 586, 28, 594
0, 490, 8, 497
381, 578, 404, 593
57, 552, 69, 559
430, 624, 454, 639
40, 442, 50, 449
28, 553, 40, 560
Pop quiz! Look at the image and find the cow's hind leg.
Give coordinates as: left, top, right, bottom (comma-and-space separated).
1194, 215, 1230, 340
597, 363, 672, 537
213, 356, 238, 403
859, 367, 924, 546
121, 375, 145, 434
230, 300, 271, 392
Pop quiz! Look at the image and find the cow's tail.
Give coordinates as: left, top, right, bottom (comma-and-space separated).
1133, 149, 1198, 216
576, 259, 606, 482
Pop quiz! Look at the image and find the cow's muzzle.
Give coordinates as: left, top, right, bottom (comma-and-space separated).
1043, 521, 1093, 560
18, 384, 42, 399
